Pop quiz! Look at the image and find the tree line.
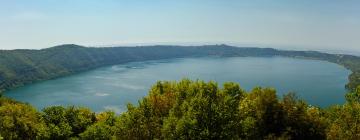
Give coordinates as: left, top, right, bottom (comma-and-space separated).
1, 79, 360, 140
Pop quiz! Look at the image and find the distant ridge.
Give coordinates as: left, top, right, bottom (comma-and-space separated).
46, 44, 86, 49
1, 44, 360, 92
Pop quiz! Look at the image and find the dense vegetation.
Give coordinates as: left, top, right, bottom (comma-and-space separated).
1, 79, 360, 140
1, 44, 360, 92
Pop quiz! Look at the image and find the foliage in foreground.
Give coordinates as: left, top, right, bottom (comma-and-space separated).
1, 79, 360, 139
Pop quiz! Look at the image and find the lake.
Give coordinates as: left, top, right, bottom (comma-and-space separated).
5, 57, 350, 113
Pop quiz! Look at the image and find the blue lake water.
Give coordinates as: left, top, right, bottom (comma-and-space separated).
5, 57, 350, 113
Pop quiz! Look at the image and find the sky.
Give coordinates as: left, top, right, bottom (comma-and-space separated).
0, 0, 359, 52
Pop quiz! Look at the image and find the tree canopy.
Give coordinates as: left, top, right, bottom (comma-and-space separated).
0, 79, 360, 139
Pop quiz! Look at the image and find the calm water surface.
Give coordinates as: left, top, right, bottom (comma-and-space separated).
5, 57, 350, 113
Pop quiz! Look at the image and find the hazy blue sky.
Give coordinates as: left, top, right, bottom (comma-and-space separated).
0, 0, 359, 51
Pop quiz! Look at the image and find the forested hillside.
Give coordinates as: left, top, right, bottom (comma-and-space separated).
1, 79, 360, 139
1, 44, 360, 91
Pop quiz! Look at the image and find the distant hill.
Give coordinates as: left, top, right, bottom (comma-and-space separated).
1, 44, 360, 91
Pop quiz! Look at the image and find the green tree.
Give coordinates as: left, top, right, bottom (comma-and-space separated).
80, 122, 115, 140
79, 111, 117, 140
42, 106, 73, 139
162, 81, 243, 139
326, 86, 360, 139
281, 93, 326, 139
0, 102, 49, 139
239, 87, 284, 139
64, 106, 96, 137
2, 79, 360, 139
42, 106, 96, 139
